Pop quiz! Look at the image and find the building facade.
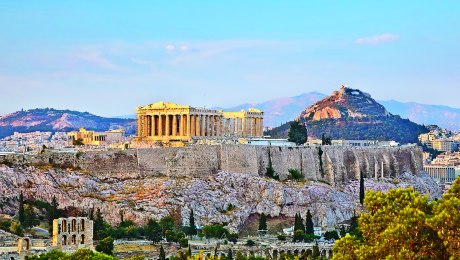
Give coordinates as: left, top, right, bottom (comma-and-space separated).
424, 165, 459, 183
52, 217, 93, 252
136, 102, 264, 143
67, 128, 124, 146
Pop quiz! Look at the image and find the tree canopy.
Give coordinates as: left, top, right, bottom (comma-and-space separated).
287, 121, 308, 145
332, 179, 460, 259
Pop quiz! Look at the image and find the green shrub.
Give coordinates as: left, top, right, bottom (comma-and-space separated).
277, 234, 286, 241
246, 239, 255, 246
288, 169, 303, 180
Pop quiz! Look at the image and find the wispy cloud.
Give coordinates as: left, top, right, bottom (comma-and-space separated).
355, 33, 399, 45
76, 51, 121, 71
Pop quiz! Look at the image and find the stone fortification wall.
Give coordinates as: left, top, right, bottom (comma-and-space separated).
0, 145, 423, 184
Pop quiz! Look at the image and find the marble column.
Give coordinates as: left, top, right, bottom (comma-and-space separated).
153, 115, 157, 136
178, 114, 183, 136
186, 114, 191, 137
190, 115, 195, 137
165, 115, 170, 136
260, 117, 264, 136
172, 115, 177, 136
158, 115, 163, 136
196, 115, 200, 136
202, 115, 206, 136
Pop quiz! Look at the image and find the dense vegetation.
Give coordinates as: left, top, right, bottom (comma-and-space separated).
332, 177, 460, 259
27, 248, 119, 260
267, 116, 429, 144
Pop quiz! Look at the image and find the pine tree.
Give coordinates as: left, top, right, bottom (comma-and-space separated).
188, 245, 192, 257
145, 219, 162, 244
159, 244, 166, 260
18, 192, 25, 225
188, 209, 197, 238
258, 213, 267, 232
305, 210, 314, 235
359, 171, 365, 206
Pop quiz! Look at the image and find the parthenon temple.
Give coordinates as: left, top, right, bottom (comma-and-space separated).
136, 102, 264, 143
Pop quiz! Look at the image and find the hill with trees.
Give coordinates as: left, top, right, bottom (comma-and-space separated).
0, 108, 136, 138
266, 86, 428, 144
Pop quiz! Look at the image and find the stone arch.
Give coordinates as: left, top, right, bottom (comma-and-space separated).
62, 235, 67, 245
328, 249, 333, 258
81, 234, 85, 244
321, 249, 326, 257
81, 219, 85, 231
62, 220, 67, 232
272, 249, 278, 259
294, 249, 299, 256
72, 235, 76, 245
25, 238, 30, 250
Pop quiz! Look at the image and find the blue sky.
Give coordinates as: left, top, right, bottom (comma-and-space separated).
0, 1, 459, 116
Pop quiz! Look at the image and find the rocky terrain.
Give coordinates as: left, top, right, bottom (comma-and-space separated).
267, 86, 428, 144
0, 108, 136, 138
298, 86, 390, 121
0, 158, 440, 232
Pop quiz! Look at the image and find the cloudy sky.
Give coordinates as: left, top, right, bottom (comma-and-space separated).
0, 1, 459, 116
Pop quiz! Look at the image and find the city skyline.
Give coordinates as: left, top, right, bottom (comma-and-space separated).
0, 1, 459, 117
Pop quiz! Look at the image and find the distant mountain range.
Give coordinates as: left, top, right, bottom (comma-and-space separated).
1, 89, 459, 139
0, 108, 136, 139
266, 86, 429, 144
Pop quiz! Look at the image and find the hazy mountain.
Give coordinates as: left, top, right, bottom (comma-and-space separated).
381, 100, 460, 131
218, 93, 460, 131
216, 92, 327, 127
267, 86, 428, 144
0, 108, 136, 138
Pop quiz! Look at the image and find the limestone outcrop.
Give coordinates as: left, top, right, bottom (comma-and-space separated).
0, 145, 439, 232
0, 144, 424, 184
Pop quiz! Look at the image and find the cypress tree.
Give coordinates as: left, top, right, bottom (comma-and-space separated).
312, 242, 320, 258
258, 213, 267, 232
189, 209, 197, 238
188, 245, 192, 257
94, 208, 105, 240
228, 249, 233, 260
305, 210, 314, 235
159, 244, 166, 260
18, 192, 25, 225
360, 171, 365, 206
294, 213, 300, 231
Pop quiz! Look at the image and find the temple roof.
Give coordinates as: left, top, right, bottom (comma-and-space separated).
138, 101, 191, 110
248, 108, 263, 113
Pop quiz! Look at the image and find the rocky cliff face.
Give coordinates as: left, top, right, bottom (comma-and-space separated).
0, 164, 440, 232
0, 146, 440, 232
299, 86, 390, 121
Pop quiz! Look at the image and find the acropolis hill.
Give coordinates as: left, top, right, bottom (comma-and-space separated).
0, 144, 441, 231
